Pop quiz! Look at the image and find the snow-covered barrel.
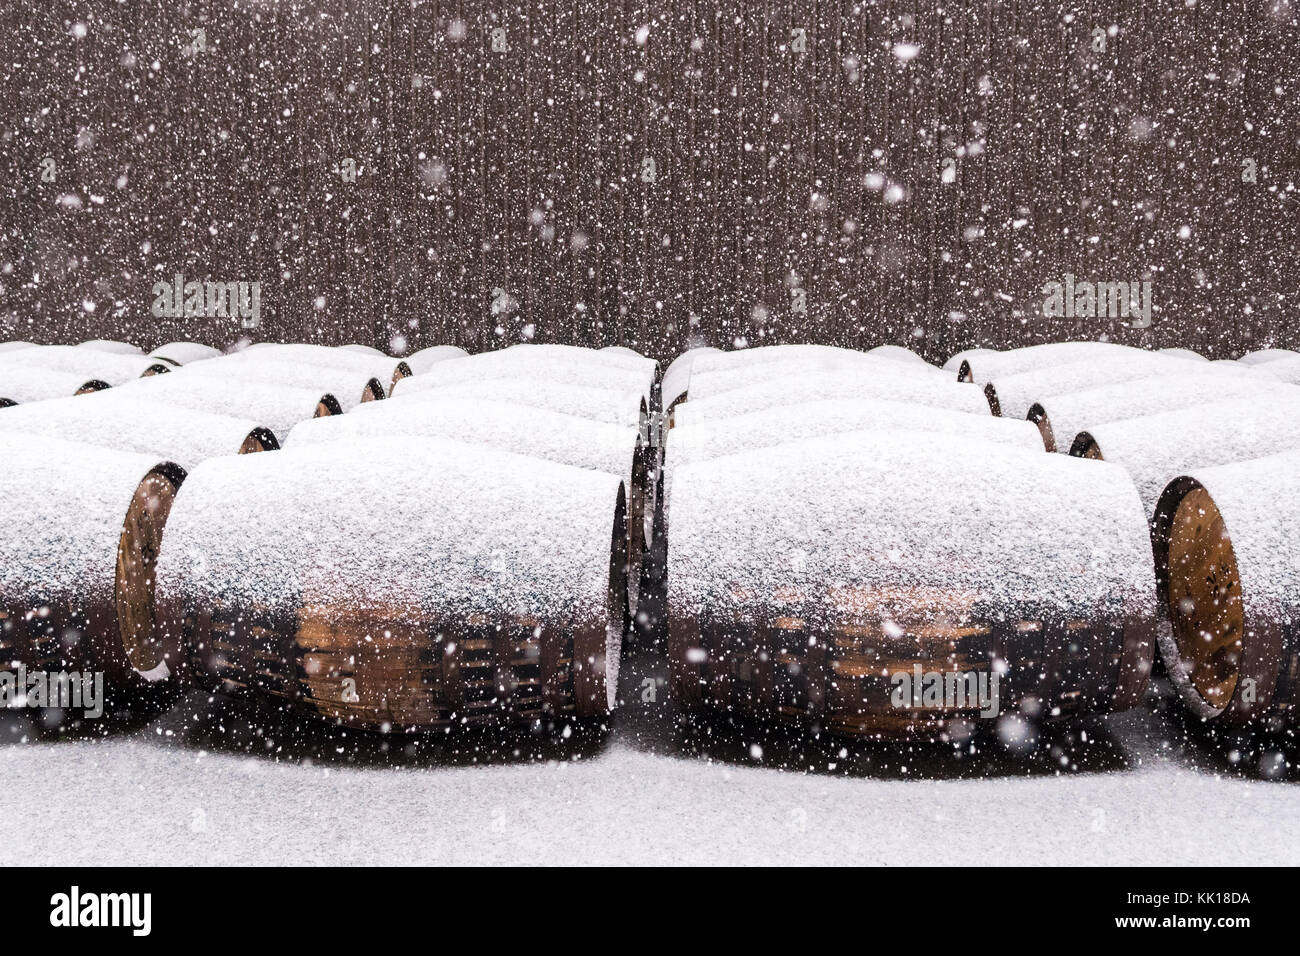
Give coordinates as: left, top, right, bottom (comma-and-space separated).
662, 397, 1044, 520
153, 438, 628, 731
1150, 450, 1300, 729
235, 344, 412, 395
667, 431, 1158, 737
949, 342, 1148, 384
286, 397, 650, 609
149, 342, 221, 366
115, 374, 340, 444
0, 345, 171, 385
181, 356, 385, 410
0, 366, 110, 406
982, 353, 1206, 419
393, 376, 648, 436
403, 344, 468, 374
671, 367, 989, 426
1068, 396, 1300, 514
0, 436, 186, 702
341, 344, 387, 357
0, 393, 278, 468
1029, 374, 1299, 452
1158, 347, 1208, 362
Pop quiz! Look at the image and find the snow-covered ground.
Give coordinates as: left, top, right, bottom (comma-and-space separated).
2, 645, 1296, 866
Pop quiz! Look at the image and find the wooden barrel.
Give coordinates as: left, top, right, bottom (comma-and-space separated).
116, 374, 340, 444
1029, 373, 1299, 452
0, 366, 112, 406
394, 376, 647, 437
239, 343, 413, 395
1151, 450, 1300, 729
411, 347, 656, 406
286, 396, 650, 610
149, 342, 221, 366
672, 367, 989, 426
1068, 396, 1300, 515
0, 436, 186, 709
0, 393, 278, 469
404, 344, 468, 374
154, 437, 628, 731
950, 342, 1149, 385
667, 430, 1157, 739
982, 352, 1214, 419
662, 397, 1044, 524
0, 346, 172, 385
181, 355, 385, 410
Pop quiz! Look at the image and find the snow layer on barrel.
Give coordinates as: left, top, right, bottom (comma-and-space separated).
661, 347, 721, 409
1078, 396, 1300, 513
686, 354, 941, 403
155, 436, 623, 624
668, 429, 1155, 620
950, 342, 1151, 384
0, 434, 177, 605
986, 353, 1235, 420
0, 391, 269, 469
1173, 450, 1300, 620
672, 368, 989, 425
403, 345, 468, 374
235, 344, 407, 391
393, 376, 644, 430
867, 345, 929, 365
0, 345, 167, 385
663, 396, 1043, 506
115, 374, 330, 443
77, 340, 143, 355
1253, 355, 1300, 385
179, 355, 380, 410
149, 342, 221, 366
412, 349, 654, 401
287, 396, 638, 486
0, 366, 103, 404
1035, 373, 1299, 453
1239, 349, 1300, 366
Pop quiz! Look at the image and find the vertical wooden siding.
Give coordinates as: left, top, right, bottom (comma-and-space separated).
1, 0, 1297, 363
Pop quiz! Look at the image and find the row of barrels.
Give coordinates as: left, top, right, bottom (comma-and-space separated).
1, 341, 656, 733
3, 336, 1298, 744
660, 341, 1300, 740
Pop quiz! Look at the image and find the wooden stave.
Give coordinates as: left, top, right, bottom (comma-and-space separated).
668, 597, 1149, 738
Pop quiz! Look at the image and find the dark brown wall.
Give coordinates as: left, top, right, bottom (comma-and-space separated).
2, 1, 1297, 364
